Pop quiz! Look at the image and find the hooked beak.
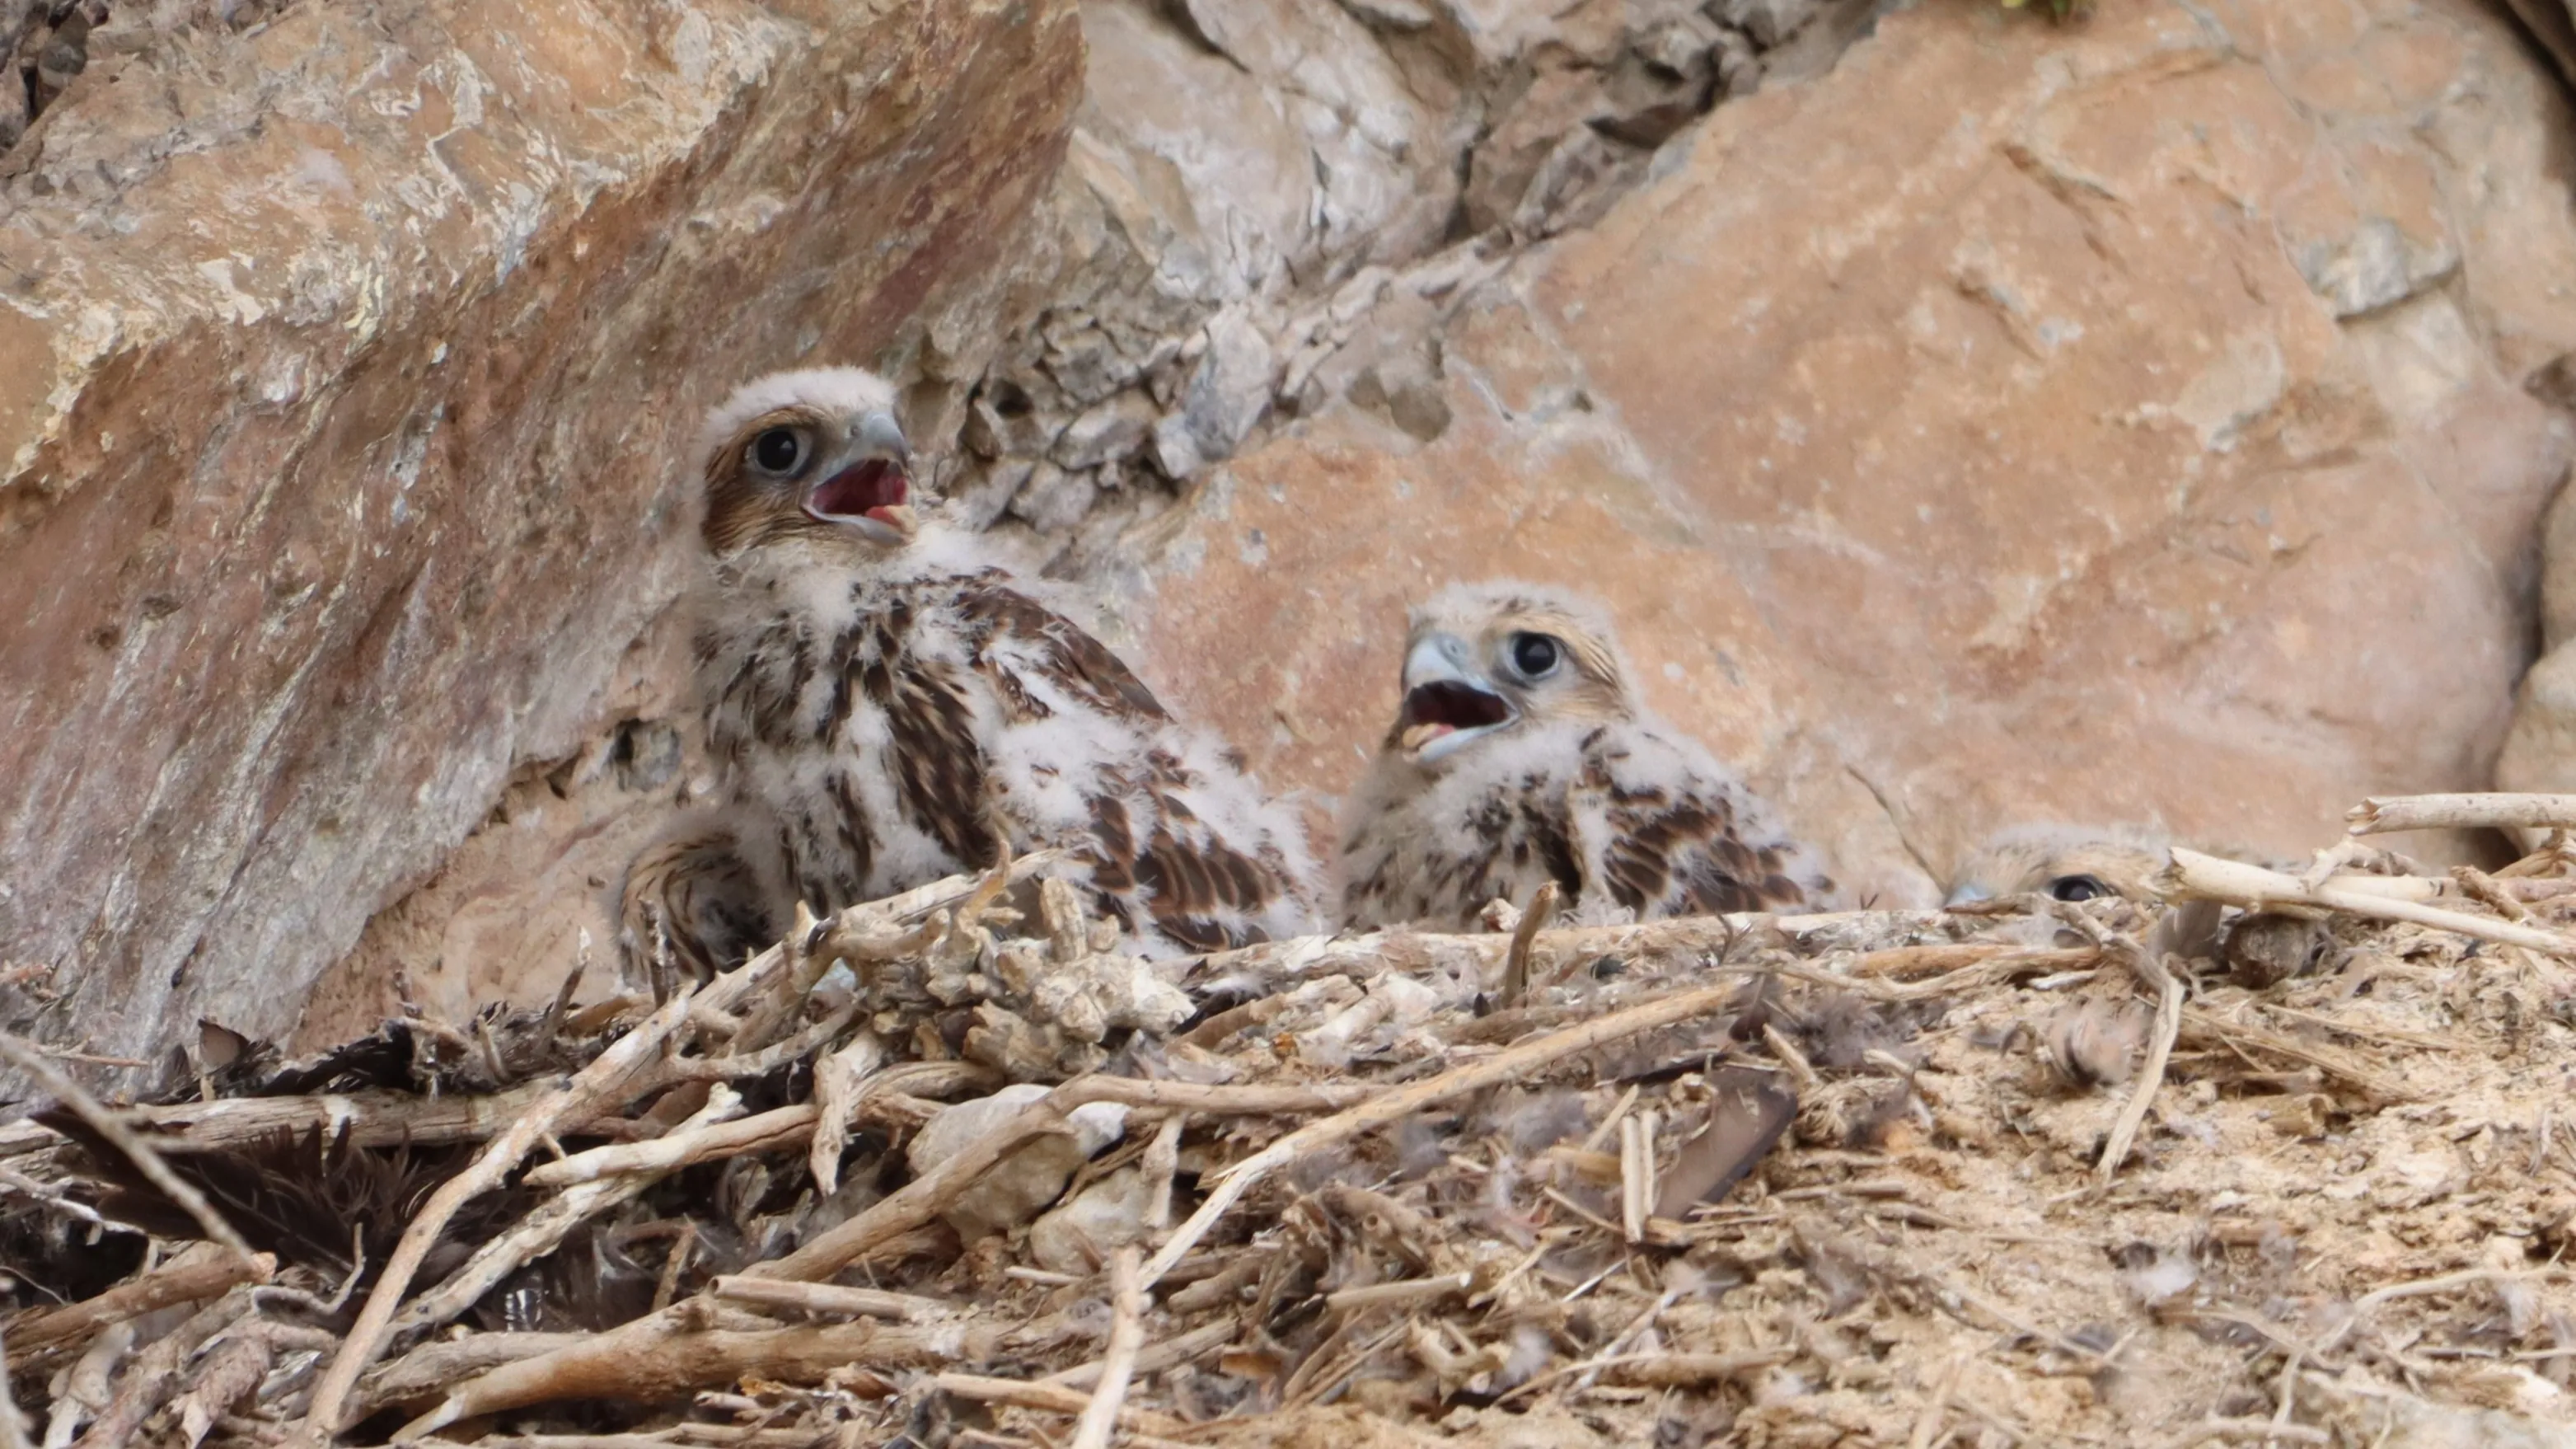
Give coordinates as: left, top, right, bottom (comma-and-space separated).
802, 410, 916, 545
1942, 883, 1993, 907
1394, 632, 1515, 763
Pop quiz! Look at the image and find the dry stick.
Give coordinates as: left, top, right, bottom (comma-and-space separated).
2311, 1267, 2560, 1354
706, 1277, 953, 1324
1042, 1320, 1235, 1390
409, 1075, 1377, 1427
805, 1031, 887, 1195
75, 1287, 260, 1449
8, 1247, 274, 1362
1606, 1348, 1796, 1387
2348, 793, 2576, 836
1323, 1274, 1472, 1315
526, 1104, 815, 1189
403, 1094, 1084, 1433
171, 1332, 279, 1449
2165, 848, 2576, 957
2096, 945, 2185, 1186
661, 1001, 860, 1081
1618, 1114, 1651, 1244
1140, 1114, 1185, 1231
48, 1322, 134, 1449
1566, 1269, 1691, 1395
929, 1375, 1192, 1439
358, 1334, 590, 1416
297, 959, 764, 1444
313, 850, 1038, 1437
390, 1088, 748, 1336
1067, 1250, 1145, 1449
398, 1319, 1052, 1440
0, 1081, 566, 1160
2175, 1008, 2401, 1101
747, 1076, 1369, 1285
1140, 973, 1752, 1288
2452, 865, 2529, 921
0, 1033, 253, 1257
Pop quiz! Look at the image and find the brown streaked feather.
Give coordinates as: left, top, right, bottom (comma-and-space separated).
958, 582, 1169, 723
1585, 756, 1818, 917
866, 606, 1002, 868
620, 823, 775, 988
1102, 752, 1285, 952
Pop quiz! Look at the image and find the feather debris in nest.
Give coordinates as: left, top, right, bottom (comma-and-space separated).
10, 800, 2576, 1447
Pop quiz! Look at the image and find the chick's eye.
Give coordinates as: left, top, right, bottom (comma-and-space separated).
1509, 632, 1562, 678
750, 428, 805, 475
2049, 874, 2109, 903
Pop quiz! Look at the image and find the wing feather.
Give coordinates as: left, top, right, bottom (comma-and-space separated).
956, 580, 1169, 724
1575, 727, 1824, 918
619, 818, 775, 989
864, 606, 1000, 868
947, 580, 1308, 950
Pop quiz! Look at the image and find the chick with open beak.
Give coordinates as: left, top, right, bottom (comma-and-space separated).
696, 368, 919, 556
615, 366, 1319, 984
1338, 582, 1834, 931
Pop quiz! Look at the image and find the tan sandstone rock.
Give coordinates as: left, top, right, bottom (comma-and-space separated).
0, 0, 1083, 1081
1120, 0, 2576, 906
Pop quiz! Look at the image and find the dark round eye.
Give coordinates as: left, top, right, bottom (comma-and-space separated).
2050, 874, 2110, 903
1509, 632, 1562, 678
749, 427, 805, 474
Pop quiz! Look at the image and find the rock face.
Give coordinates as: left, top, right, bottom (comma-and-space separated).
12, 0, 2568, 1071
0, 0, 1083, 1078
1122, 0, 2576, 904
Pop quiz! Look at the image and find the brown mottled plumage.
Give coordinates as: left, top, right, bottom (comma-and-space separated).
1337, 583, 1833, 931
620, 368, 1316, 977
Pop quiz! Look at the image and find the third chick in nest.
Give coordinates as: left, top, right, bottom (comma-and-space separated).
1942, 823, 2175, 907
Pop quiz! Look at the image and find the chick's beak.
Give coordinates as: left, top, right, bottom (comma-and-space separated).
1395, 632, 1514, 761
802, 410, 916, 545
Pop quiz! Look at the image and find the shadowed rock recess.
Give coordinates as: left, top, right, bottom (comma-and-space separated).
4, 0, 2574, 1074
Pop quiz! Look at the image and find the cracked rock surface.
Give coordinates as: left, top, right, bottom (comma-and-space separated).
7, 0, 2575, 1067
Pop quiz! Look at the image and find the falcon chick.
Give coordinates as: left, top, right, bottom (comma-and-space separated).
621, 368, 1316, 976
1942, 823, 2172, 907
1337, 583, 1833, 931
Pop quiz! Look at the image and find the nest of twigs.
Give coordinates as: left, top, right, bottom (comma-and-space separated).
11, 794, 2576, 1449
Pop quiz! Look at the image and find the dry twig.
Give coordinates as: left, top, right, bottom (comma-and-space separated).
299, 945, 785, 1441
1066, 1250, 1144, 1449
2166, 849, 2576, 956
8, 1245, 274, 1363
705, 1277, 953, 1323
0, 1033, 253, 1257
2348, 793, 2576, 836
1143, 973, 1752, 1287
2096, 944, 2184, 1184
